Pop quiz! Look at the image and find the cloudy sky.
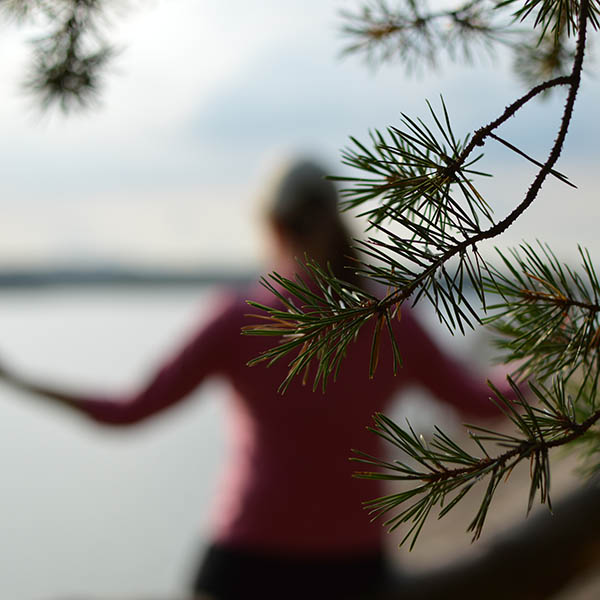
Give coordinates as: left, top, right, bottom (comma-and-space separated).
1, 0, 598, 270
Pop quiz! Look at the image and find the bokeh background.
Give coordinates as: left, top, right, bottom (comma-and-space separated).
1, 1, 599, 598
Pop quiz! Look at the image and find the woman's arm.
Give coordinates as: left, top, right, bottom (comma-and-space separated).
0, 359, 88, 414
399, 308, 516, 419
0, 294, 244, 426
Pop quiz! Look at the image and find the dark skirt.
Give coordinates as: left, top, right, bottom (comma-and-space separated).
192, 543, 389, 600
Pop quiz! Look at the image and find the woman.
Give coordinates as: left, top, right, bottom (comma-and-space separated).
0, 160, 513, 599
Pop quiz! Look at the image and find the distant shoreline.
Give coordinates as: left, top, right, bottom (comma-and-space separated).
0, 266, 482, 292
0, 266, 257, 289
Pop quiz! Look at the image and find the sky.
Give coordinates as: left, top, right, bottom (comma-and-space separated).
1, 0, 599, 271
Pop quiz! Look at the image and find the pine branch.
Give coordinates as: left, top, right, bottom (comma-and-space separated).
341, 1, 513, 72
483, 243, 600, 397
243, 261, 390, 392
498, 0, 600, 39
246, 48, 584, 386
336, 97, 493, 229
354, 377, 600, 548
512, 29, 576, 88
347, 4, 588, 322
342, 0, 597, 85
238, 0, 600, 547
480, 0, 589, 235
1, 0, 116, 111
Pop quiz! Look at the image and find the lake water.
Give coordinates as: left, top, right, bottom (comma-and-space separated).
0, 287, 233, 599
0, 285, 492, 600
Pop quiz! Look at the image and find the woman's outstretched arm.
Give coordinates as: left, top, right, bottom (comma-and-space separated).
0, 359, 88, 414
398, 308, 518, 419
0, 294, 243, 426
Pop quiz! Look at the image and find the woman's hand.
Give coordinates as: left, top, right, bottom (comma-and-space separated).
0, 357, 80, 411
0, 357, 15, 382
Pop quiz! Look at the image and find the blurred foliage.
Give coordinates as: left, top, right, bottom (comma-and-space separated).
0, 0, 115, 111
341, 0, 598, 87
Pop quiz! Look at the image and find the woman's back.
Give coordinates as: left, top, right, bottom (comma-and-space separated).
193, 282, 501, 556
208, 285, 398, 555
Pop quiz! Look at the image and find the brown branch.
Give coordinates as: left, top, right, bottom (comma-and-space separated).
372, 0, 590, 313
519, 289, 600, 313
422, 407, 600, 486
457, 75, 572, 162
482, 0, 589, 236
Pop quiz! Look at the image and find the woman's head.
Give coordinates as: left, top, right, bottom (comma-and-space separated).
264, 158, 357, 281
267, 160, 338, 240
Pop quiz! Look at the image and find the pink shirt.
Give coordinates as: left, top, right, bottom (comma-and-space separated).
81, 284, 504, 556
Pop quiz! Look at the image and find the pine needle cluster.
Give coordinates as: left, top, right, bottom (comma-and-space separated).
247, 0, 600, 547
341, 0, 599, 87
0, 0, 115, 111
